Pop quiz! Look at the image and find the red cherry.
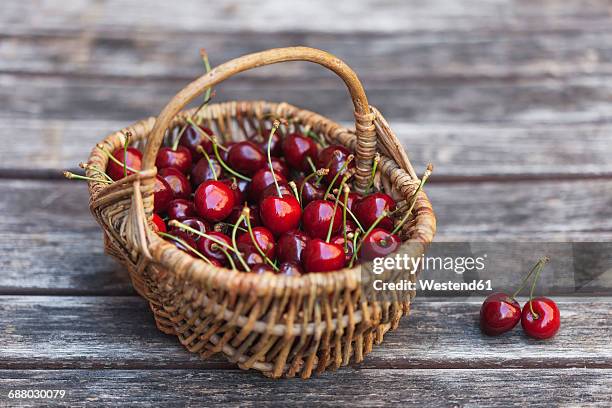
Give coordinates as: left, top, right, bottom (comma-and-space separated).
151, 213, 166, 233
158, 167, 192, 199
234, 243, 265, 271
359, 228, 401, 261
330, 235, 353, 265
295, 176, 324, 205
302, 200, 342, 240
166, 199, 197, 221
259, 195, 302, 236
227, 141, 266, 176
261, 183, 292, 200
282, 133, 318, 171
166, 230, 198, 256
303, 238, 345, 273
107, 147, 142, 181
278, 262, 303, 276
346, 192, 362, 213
521, 297, 560, 339
277, 230, 310, 264
179, 124, 213, 157
270, 158, 290, 178
480, 293, 522, 336
318, 145, 354, 186
353, 192, 396, 231
196, 231, 232, 266
248, 169, 287, 202
156, 146, 192, 174
237, 226, 276, 259
219, 178, 248, 205
153, 175, 173, 214
190, 157, 222, 188
227, 204, 260, 229
257, 127, 283, 157
194, 180, 235, 222
251, 263, 275, 274
169, 217, 209, 240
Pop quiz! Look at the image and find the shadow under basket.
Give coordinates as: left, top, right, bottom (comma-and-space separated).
85, 47, 436, 378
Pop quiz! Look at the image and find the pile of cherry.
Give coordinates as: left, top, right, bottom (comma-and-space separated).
73, 120, 426, 276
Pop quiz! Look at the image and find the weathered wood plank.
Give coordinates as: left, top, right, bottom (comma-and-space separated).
1, 179, 611, 294
3, 119, 611, 177
0, 368, 610, 407
0, 296, 610, 370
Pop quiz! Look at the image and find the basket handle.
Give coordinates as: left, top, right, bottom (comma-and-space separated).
141, 47, 377, 191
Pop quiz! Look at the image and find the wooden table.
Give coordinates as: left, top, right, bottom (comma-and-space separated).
1, 1, 612, 406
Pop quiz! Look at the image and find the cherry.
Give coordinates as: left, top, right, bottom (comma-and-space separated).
195, 231, 232, 266
226, 141, 266, 176
359, 228, 401, 261
521, 297, 560, 339
194, 180, 235, 222
330, 235, 353, 265
480, 293, 522, 336
346, 192, 362, 213
217, 179, 246, 205
303, 238, 345, 273
169, 217, 209, 240
166, 231, 198, 257
158, 167, 192, 199
251, 263, 275, 274
107, 147, 142, 181
166, 198, 197, 221
302, 200, 342, 240
261, 183, 292, 200
282, 133, 318, 171
153, 175, 173, 214
227, 204, 260, 229
190, 157, 222, 188
179, 123, 214, 157
156, 146, 192, 174
248, 169, 287, 202
277, 230, 310, 264
234, 243, 265, 271
237, 226, 276, 259
270, 158, 289, 178
259, 195, 302, 236
151, 213, 166, 233
278, 262, 303, 276
318, 145, 354, 186
258, 127, 283, 157
296, 176, 324, 205
353, 192, 396, 231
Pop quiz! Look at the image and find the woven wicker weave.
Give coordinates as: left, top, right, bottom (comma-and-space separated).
85, 47, 436, 378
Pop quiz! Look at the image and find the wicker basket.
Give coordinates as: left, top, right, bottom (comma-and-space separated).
85, 47, 436, 378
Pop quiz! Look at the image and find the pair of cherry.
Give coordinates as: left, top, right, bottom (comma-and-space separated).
480, 257, 560, 339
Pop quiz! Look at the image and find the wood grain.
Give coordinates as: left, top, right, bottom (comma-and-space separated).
0, 296, 610, 370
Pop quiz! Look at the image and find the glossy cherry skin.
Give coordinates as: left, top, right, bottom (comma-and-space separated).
179, 124, 214, 157
318, 145, 354, 186
295, 176, 324, 205
107, 147, 142, 181
190, 157, 222, 188
166, 198, 197, 221
251, 263, 275, 274
480, 293, 522, 336
153, 175, 173, 214
169, 217, 209, 240
282, 133, 318, 171
346, 192, 362, 213
151, 213, 166, 233
521, 297, 561, 339
226, 204, 260, 229
302, 200, 342, 240
330, 235, 354, 266
261, 183, 292, 200
196, 231, 232, 266
278, 262, 303, 276
234, 243, 265, 271
258, 127, 283, 157
353, 192, 396, 231
237, 226, 276, 259
219, 179, 247, 205
303, 239, 345, 273
158, 167, 192, 199
359, 228, 401, 261
248, 169, 287, 202
259, 195, 302, 236
194, 180, 236, 222
166, 230, 198, 256
227, 141, 266, 176
276, 230, 310, 264
156, 146, 192, 174
270, 158, 290, 179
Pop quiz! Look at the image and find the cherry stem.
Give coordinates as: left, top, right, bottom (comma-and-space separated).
97, 144, 139, 174
306, 157, 317, 175
185, 117, 225, 151
215, 222, 247, 234
243, 207, 279, 271
390, 163, 433, 236
168, 220, 235, 252
347, 230, 361, 268
304, 129, 327, 147
212, 137, 251, 182
122, 131, 131, 178
343, 184, 350, 251
79, 162, 114, 183
63, 171, 112, 184
366, 153, 380, 192
329, 197, 365, 233
355, 210, 390, 255
299, 169, 328, 204
511, 256, 550, 299
212, 243, 236, 270
232, 214, 251, 271
326, 176, 348, 243
324, 155, 354, 199
200, 48, 212, 102
157, 231, 214, 265
266, 120, 282, 197
196, 145, 217, 180
528, 256, 550, 320
288, 181, 301, 206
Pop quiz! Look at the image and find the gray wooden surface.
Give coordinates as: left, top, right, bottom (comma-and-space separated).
1, 0, 611, 406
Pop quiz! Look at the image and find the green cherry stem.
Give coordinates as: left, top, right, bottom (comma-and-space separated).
97, 144, 139, 174
299, 169, 328, 204
347, 230, 361, 268
244, 207, 279, 271
354, 210, 390, 255
168, 220, 235, 253
306, 157, 318, 175
304, 129, 327, 147
266, 120, 282, 197
528, 256, 550, 319
196, 145, 218, 180
200, 48, 213, 102
324, 155, 354, 199
366, 153, 380, 193
325, 176, 348, 243
232, 214, 251, 272
342, 184, 349, 250
122, 131, 131, 178
185, 117, 226, 151
157, 231, 213, 265
79, 162, 114, 183
63, 171, 112, 184
213, 244, 236, 270
288, 181, 301, 206
212, 136, 251, 182
511, 256, 550, 299
390, 163, 433, 236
